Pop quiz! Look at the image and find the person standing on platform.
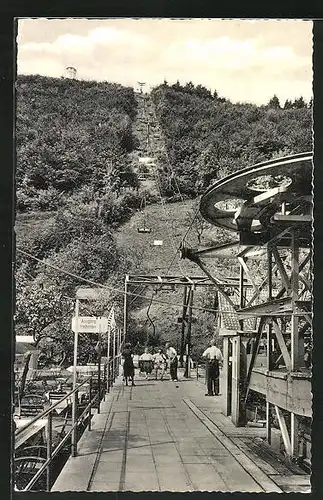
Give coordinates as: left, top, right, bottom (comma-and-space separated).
165, 342, 178, 381
139, 347, 154, 379
122, 342, 135, 386
153, 348, 167, 380
202, 339, 223, 396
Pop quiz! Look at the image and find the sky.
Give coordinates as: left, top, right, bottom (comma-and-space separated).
17, 18, 313, 105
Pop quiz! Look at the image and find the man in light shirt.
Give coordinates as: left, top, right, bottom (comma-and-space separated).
202, 339, 223, 396
165, 342, 178, 381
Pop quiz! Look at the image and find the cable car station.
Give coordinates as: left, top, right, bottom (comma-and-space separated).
31, 152, 311, 493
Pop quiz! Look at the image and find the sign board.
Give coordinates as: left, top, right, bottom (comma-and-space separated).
72, 316, 99, 333
139, 156, 155, 164
76, 287, 106, 300
153, 240, 163, 246
72, 316, 110, 333
218, 327, 237, 337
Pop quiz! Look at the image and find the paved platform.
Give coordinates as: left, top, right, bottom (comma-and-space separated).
52, 371, 310, 493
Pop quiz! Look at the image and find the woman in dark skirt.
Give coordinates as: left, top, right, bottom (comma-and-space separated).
122, 343, 135, 386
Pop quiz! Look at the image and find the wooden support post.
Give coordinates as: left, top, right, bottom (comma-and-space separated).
184, 286, 194, 378
123, 278, 128, 344
179, 285, 188, 368
97, 319, 101, 415
88, 377, 92, 430
239, 263, 244, 311
266, 401, 271, 445
107, 327, 111, 392
103, 363, 107, 401
238, 256, 260, 298
275, 405, 291, 456
272, 320, 292, 370
267, 247, 273, 372
116, 328, 119, 377
266, 248, 273, 445
112, 328, 116, 382
244, 317, 266, 404
118, 327, 122, 373
192, 257, 237, 309
291, 233, 304, 370
71, 298, 79, 457
231, 336, 241, 426
46, 410, 52, 491
71, 390, 78, 458
291, 413, 300, 458
222, 336, 231, 416
271, 247, 291, 291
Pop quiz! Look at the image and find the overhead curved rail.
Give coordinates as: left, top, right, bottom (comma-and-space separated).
200, 152, 313, 238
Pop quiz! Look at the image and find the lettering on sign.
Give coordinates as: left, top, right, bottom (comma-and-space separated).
72, 316, 99, 333
71, 316, 110, 333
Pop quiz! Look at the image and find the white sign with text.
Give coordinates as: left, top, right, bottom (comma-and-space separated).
72, 316, 110, 333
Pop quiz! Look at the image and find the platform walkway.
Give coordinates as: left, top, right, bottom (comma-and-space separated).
52, 371, 310, 493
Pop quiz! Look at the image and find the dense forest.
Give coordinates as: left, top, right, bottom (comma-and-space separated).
15, 75, 313, 365
16, 75, 140, 212
151, 81, 312, 198
15, 75, 145, 364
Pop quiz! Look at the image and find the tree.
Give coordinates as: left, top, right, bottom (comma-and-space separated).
15, 264, 73, 341
268, 95, 281, 109
16, 75, 139, 205
284, 99, 293, 109
292, 96, 307, 108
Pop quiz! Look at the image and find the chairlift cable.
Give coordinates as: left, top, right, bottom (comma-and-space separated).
152, 168, 186, 275
151, 106, 185, 203
139, 97, 187, 272
147, 101, 188, 273
151, 105, 206, 274
165, 204, 201, 275
146, 292, 156, 344
15, 248, 248, 315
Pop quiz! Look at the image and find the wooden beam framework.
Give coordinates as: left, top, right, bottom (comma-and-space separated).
180, 153, 312, 464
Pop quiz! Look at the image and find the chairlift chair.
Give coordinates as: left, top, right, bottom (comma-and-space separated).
138, 226, 152, 234
137, 195, 152, 234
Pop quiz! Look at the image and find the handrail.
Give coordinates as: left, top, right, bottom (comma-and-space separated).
15, 376, 91, 438
20, 388, 99, 491
15, 349, 123, 491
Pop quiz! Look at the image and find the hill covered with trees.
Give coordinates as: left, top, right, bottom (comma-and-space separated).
151, 81, 312, 198
14, 75, 313, 365
15, 75, 145, 365
16, 75, 140, 212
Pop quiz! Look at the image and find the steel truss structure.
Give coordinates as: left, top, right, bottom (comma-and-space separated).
124, 275, 245, 377
181, 152, 313, 468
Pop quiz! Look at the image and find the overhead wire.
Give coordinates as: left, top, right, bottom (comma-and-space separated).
141, 95, 186, 335
143, 98, 185, 276
165, 203, 201, 275
153, 167, 186, 275
15, 247, 249, 315
151, 102, 206, 274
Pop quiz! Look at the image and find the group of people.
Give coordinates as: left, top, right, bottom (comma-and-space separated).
121, 342, 178, 386
122, 338, 223, 396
